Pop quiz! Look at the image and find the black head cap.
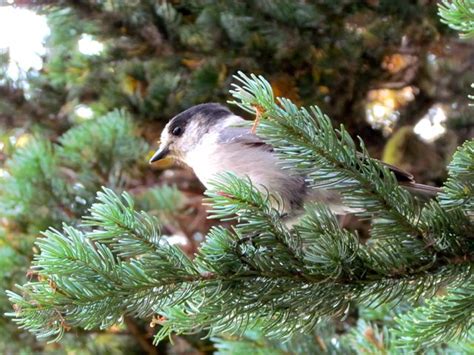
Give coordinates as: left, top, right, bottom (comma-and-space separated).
168, 103, 232, 136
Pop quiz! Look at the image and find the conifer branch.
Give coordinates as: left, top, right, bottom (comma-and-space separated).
7, 73, 474, 350
394, 281, 474, 349
439, 140, 474, 210
83, 189, 162, 258
7, 178, 474, 345
438, 0, 474, 38
206, 173, 305, 274
230, 72, 425, 240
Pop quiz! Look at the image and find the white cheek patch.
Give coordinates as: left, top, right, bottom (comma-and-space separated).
184, 134, 221, 186
160, 127, 170, 146
174, 120, 203, 154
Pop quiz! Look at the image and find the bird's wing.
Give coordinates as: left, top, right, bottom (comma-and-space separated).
218, 126, 273, 151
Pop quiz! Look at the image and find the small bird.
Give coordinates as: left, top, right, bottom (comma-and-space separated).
150, 103, 439, 214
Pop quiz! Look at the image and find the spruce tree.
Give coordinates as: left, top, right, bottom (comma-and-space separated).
0, 111, 157, 353
1, 0, 473, 353
8, 70, 473, 352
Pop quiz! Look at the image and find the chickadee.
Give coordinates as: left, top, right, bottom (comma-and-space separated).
150, 103, 439, 214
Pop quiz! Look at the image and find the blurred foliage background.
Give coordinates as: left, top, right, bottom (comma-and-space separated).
0, 0, 472, 354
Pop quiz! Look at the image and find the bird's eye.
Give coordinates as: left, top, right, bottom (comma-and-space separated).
171, 126, 183, 136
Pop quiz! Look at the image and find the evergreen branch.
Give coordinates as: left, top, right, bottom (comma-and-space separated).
7, 282, 70, 341
0, 138, 72, 224
8, 212, 473, 343
229, 72, 425, 241
255, 0, 321, 28
84, 188, 162, 258
146, 185, 185, 217
58, 109, 148, 188
438, 0, 474, 38
7, 73, 474, 349
295, 203, 368, 280
139, 185, 186, 227
7, 226, 133, 340
153, 263, 472, 343
205, 172, 302, 262
34, 0, 171, 51
438, 139, 474, 210
394, 281, 474, 349
345, 321, 391, 353
365, 199, 473, 275
0, 109, 148, 232
8, 132, 474, 345
421, 201, 474, 255
8, 180, 472, 343
7, 223, 199, 339
195, 226, 251, 276
213, 322, 346, 355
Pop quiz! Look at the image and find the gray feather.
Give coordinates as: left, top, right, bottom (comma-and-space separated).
218, 126, 273, 150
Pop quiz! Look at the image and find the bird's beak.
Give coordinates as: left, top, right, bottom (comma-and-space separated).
149, 146, 170, 163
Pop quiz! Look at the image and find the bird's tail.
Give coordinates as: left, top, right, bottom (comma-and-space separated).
400, 182, 441, 200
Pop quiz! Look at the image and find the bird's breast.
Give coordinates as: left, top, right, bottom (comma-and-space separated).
185, 142, 307, 211
189, 143, 271, 184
